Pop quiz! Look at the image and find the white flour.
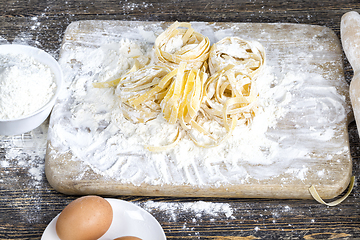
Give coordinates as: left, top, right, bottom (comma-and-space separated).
0, 52, 56, 119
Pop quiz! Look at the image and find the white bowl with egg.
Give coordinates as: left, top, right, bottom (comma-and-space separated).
0, 44, 63, 135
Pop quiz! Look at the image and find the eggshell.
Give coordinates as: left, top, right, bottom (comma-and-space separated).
56, 195, 113, 240
114, 237, 142, 240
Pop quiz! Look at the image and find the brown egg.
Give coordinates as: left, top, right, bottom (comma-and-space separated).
56, 195, 113, 240
114, 237, 142, 240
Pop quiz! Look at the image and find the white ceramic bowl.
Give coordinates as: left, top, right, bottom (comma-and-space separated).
0, 44, 63, 135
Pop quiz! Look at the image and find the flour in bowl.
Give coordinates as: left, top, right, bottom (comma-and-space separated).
0, 51, 56, 119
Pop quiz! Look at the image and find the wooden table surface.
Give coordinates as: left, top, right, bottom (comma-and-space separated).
1, 0, 360, 239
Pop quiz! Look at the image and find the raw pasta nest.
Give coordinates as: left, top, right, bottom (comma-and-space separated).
202, 65, 258, 130
208, 36, 265, 78
94, 22, 266, 151
116, 65, 171, 123
154, 21, 210, 70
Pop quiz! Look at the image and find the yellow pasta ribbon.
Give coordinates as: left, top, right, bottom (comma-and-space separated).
116, 65, 171, 123
309, 176, 355, 206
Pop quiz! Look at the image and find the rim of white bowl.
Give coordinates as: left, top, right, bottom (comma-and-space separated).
0, 44, 63, 122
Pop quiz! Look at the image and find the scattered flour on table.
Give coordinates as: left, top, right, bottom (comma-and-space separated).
0, 51, 56, 119
119, 0, 154, 11
0, 122, 49, 224
139, 200, 235, 222
0, 123, 49, 187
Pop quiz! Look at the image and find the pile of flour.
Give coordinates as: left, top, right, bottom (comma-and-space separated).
0, 51, 56, 119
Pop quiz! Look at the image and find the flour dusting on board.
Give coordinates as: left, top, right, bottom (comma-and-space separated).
47, 22, 351, 190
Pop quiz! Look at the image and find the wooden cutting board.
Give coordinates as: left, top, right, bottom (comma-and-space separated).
45, 20, 352, 199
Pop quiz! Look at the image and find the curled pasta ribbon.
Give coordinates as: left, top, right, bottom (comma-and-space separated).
115, 65, 171, 123
154, 21, 210, 70
309, 176, 355, 206
208, 36, 266, 78
202, 65, 258, 130
186, 64, 258, 148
